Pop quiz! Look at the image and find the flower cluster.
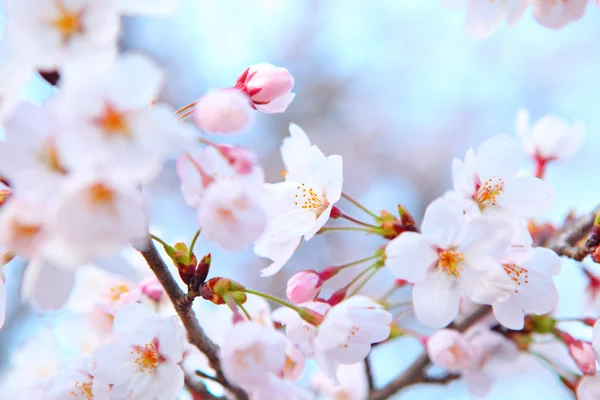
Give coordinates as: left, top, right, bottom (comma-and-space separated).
0, 2, 599, 400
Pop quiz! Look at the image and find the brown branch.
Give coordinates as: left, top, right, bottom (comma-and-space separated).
370, 305, 491, 400
139, 239, 248, 400
185, 374, 227, 400
545, 204, 600, 261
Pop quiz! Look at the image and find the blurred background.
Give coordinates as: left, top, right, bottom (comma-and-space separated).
2, 1, 600, 398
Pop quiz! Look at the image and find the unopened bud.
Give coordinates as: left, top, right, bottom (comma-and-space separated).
193, 89, 254, 134
194, 253, 211, 285
569, 340, 597, 375
530, 315, 556, 334
217, 144, 257, 175
582, 317, 597, 327
140, 276, 164, 302
297, 307, 324, 326
286, 270, 321, 304
204, 277, 246, 304
236, 63, 295, 113
592, 213, 600, 240
397, 205, 416, 230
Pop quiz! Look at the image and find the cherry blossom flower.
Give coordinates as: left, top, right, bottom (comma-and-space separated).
516, 108, 585, 164
198, 179, 267, 252
311, 362, 369, 400
385, 198, 514, 328
93, 303, 186, 399
427, 326, 518, 396
254, 124, 343, 276
442, 0, 528, 38
0, 46, 35, 122
118, 0, 183, 15
450, 134, 554, 222
41, 172, 148, 266
313, 296, 391, 378
56, 53, 193, 184
217, 144, 258, 175
286, 270, 322, 304
220, 321, 287, 389
274, 297, 391, 379
0, 102, 68, 200
21, 258, 77, 310
236, 63, 295, 113
140, 276, 164, 302
5, 0, 120, 71
193, 89, 255, 134
492, 247, 561, 330
3, 328, 62, 399
44, 357, 111, 400
0, 197, 46, 258
250, 375, 315, 400
532, 0, 588, 29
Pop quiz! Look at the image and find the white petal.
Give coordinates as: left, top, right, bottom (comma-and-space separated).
323, 155, 343, 204
421, 197, 468, 248
21, 259, 76, 311
463, 369, 493, 397
526, 247, 561, 276
506, 0, 528, 25
497, 176, 555, 217
492, 297, 524, 330
281, 123, 312, 175
0, 279, 5, 329
156, 317, 186, 363
152, 363, 184, 400
460, 256, 513, 304
303, 205, 333, 241
593, 321, 600, 360
452, 148, 477, 196
113, 303, 160, 344
475, 134, 523, 182
92, 341, 138, 385
460, 216, 512, 259
384, 232, 438, 283
259, 236, 301, 277
412, 271, 461, 328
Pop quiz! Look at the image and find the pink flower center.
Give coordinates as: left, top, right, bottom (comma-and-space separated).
293, 183, 329, 216
503, 264, 530, 294
132, 343, 161, 374
437, 249, 464, 277
472, 176, 504, 210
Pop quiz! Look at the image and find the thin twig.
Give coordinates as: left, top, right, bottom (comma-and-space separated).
185, 374, 227, 400
139, 240, 247, 400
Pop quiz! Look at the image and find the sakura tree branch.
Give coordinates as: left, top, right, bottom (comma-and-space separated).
370, 305, 491, 400
185, 374, 227, 400
139, 240, 248, 400
545, 204, 600, 261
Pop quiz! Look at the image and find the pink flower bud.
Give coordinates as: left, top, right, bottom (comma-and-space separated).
569, 341, 597, 375
193, 89, 254, 134
140, 276, 164, 302
286, 270, 321, 304
235, 63, 295, 114
217, 144, 258, 175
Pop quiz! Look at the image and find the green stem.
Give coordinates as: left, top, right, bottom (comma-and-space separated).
345, 264, 377, 291
244, 288, 303, 313
318, 226, 374, 234
349, 266, 380, 296
341, 192, 378, 219
379, 284, 400, 302
387, 301, 412, 310
149, 233, 170, 249
337, 255, 380, 271
238, 303, 252, 321
189, 229, 201, 258
340, 213, 379, 229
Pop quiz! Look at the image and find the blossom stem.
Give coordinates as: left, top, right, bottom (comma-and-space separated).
348, 264, 381, 296
174, 101, 197, 116
528, 350, 579, 381
341, 192, 378, 219
399, 326, 426, 342
379, 284, 401, 302
149, 233, 170, 249
534, 158, 549, 179
318, 226, 374, 234
243, 288, 303, 314
387, 301, 412, 310
189, 229, 201, 258
340, 212, 379, 228
197, 137, 220, 148
237, 303, 252, 321
337, 254, 380, 271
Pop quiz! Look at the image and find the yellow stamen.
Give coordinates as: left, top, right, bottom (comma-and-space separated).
438, 249, 464, 277
51, 3, 82, 41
